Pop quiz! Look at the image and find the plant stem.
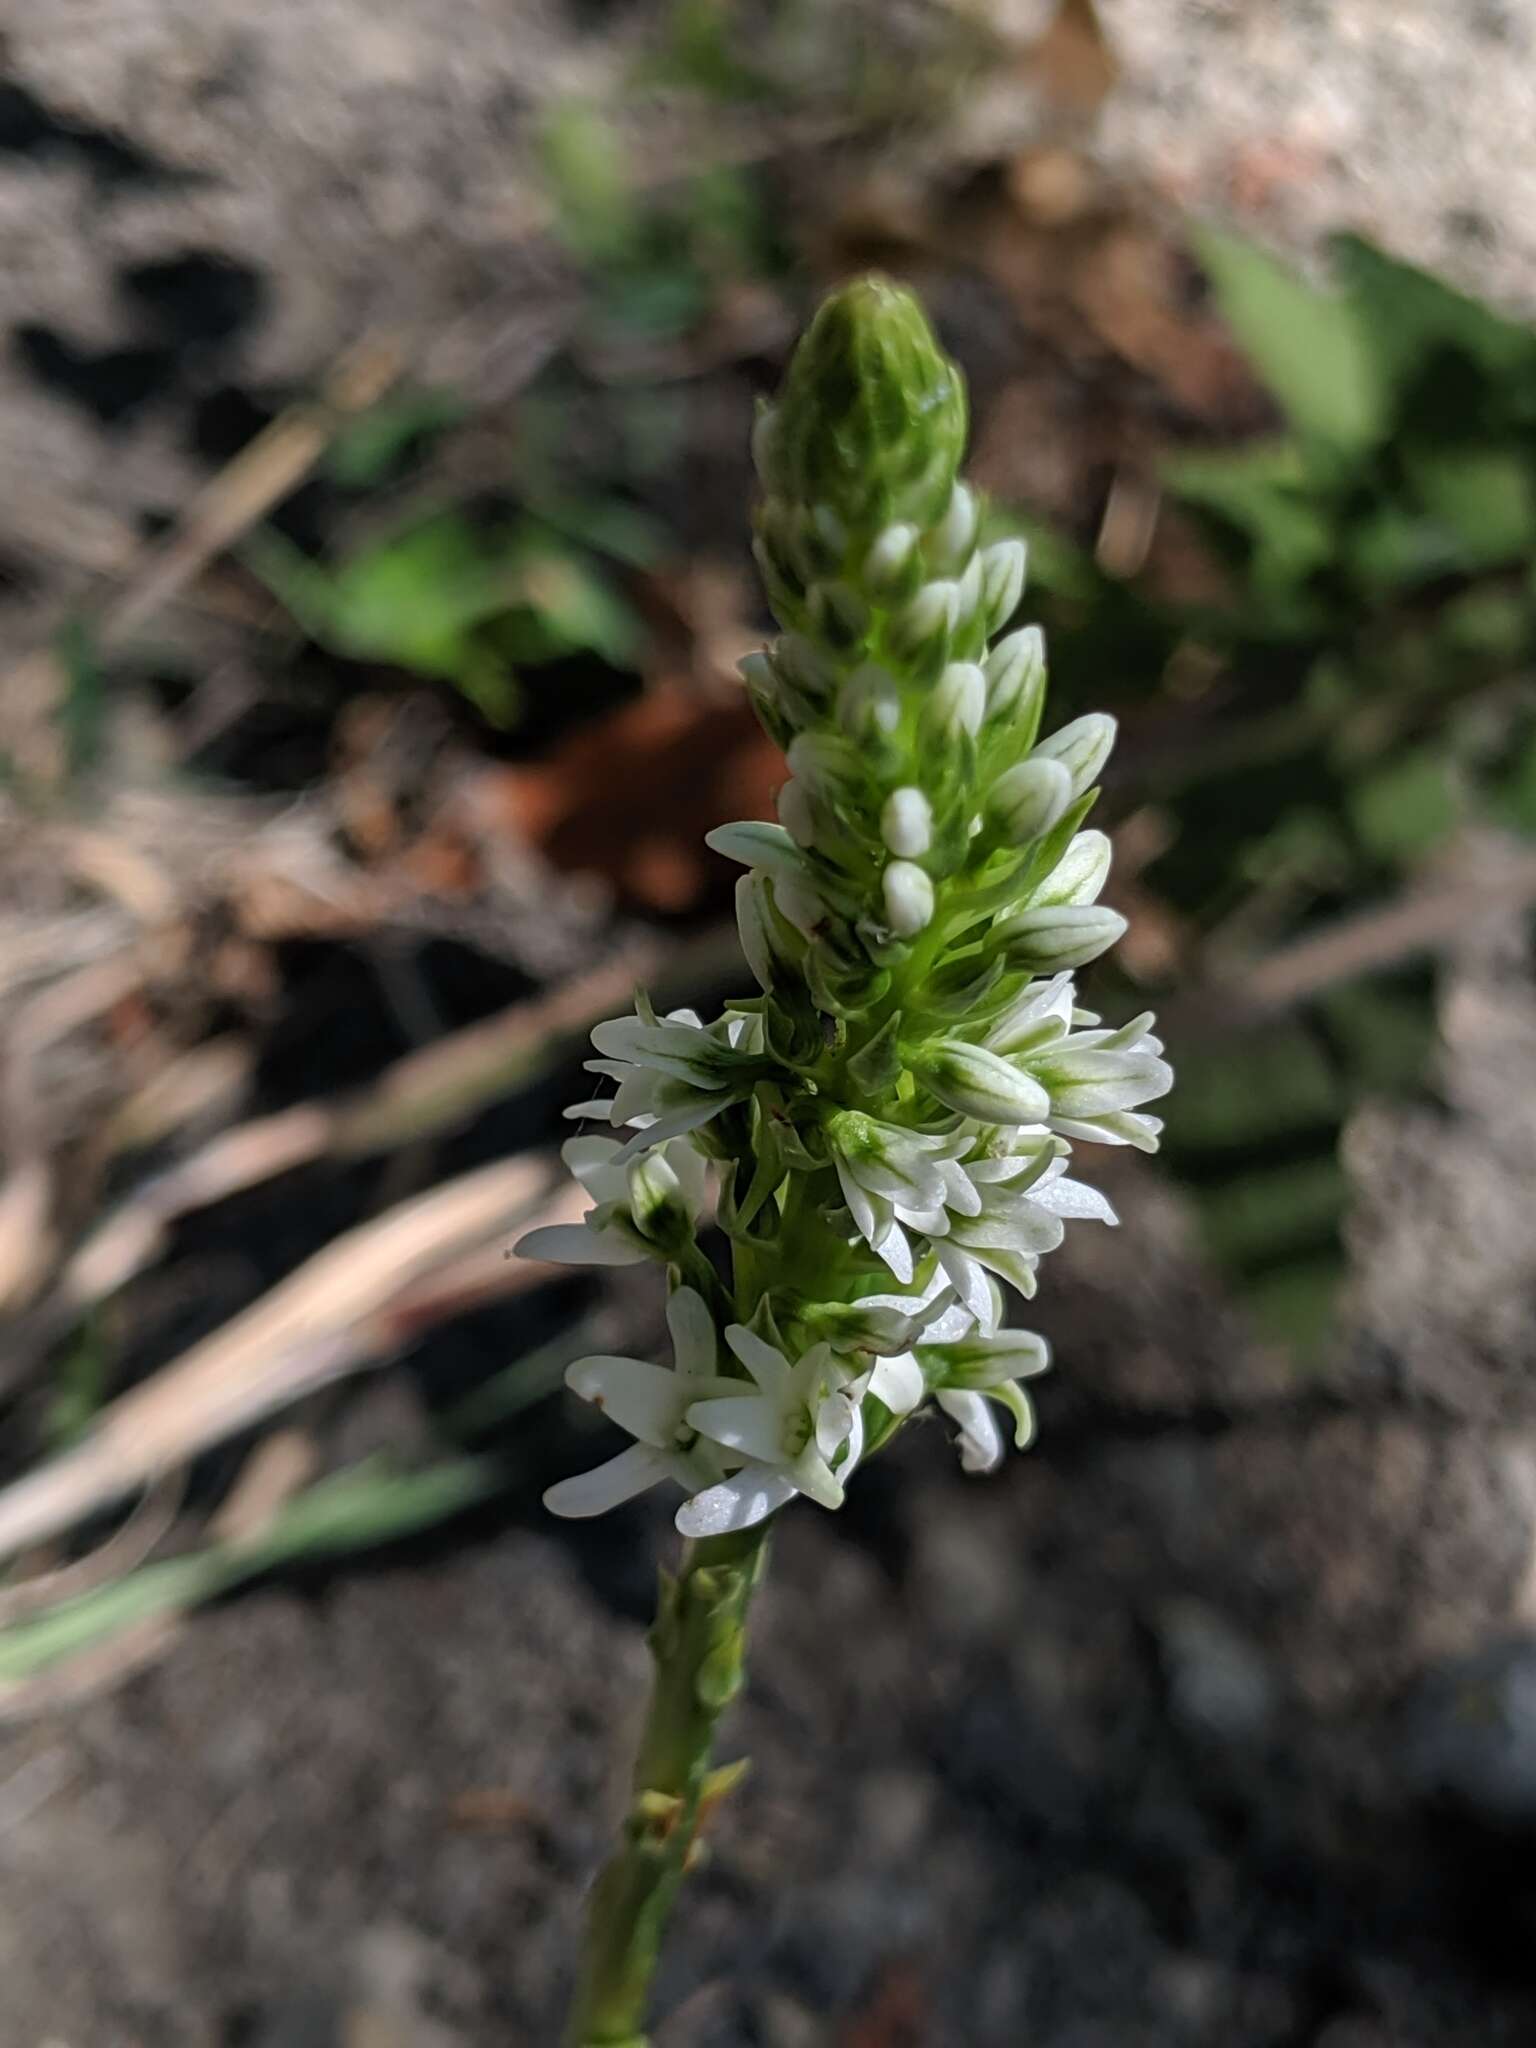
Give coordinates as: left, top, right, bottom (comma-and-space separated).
561, 1524, 770, 2048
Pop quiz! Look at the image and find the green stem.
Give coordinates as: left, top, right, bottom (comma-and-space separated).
560, 1524, 769, 2048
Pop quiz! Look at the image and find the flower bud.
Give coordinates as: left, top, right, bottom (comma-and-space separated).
787, 730, 862, 801
838, 662, 902, 738
926, 483, 978, 572
921, 1327, 1050, 1389
911, 1040, 1051, 1124
926, 661, 985, 741
777, 777, 820, 849
889, 578, 959, 665
979, 539, 1027, 637
1030, 828, 1112, 907
881, 785, 933, 858
626, 1147, 696, 1253
994, 903, 1127, 972
735, 873, 800, 993
861, 521, 921, 597
986, 757, 1072, 846
774, 633, 835, 703
809, 579, 871, 653
984, 625, 1046, 738
882, 860, 934, 936
766, 276, 967, 532
1031, 712, 1116, 801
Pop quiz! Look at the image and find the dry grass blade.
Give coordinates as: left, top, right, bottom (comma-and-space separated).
0, 1156, 582, 1566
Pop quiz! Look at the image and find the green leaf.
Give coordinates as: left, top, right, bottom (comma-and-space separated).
1348, 748, 1461, 864
1331, 231, 1536, 392
539, 99, 636, 264
1404, 444, 1536, 567
1194, 226, 1386, 450
325, 388, 470, 489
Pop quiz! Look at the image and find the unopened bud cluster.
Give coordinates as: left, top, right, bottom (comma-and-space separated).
520, 277, 1171, 1535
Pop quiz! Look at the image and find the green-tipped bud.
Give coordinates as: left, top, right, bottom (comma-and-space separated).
911, 1040, 1051, 1124
861, 521, 922, 598
925, 483, 979, 573
986, 758, 1072, 847
759, 277, 968, 536
984, 625, 1046, 738
979, 540, 1027, 637
1029, 828, 1112, 907
994, 903, 1127, 972
924, 661, 985, 742
627, 1148, 696, 1254
1031, 713, 1116, 802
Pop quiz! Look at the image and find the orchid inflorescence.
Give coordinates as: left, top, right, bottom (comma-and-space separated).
520, 276, 1171, 1546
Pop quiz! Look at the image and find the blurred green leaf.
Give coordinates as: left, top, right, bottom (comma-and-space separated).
1193, 1153, 1349, 1268
1331, 232, 1536, 391
1347, 748, 1461, 863
1404, 444, 1536, 567
1165, 1030, 1341, 1152
325, 388, 471, 489
539, 99, 637, 265
1195, 227, 1386, 451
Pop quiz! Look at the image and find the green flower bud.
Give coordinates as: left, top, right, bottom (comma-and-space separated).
984, 625, 1047, 741
1032, 713, 1117, 802
924, 483, 979, 573
761, 277, 968, 537
1029, 828, 1112, 907
861, 521, 922, 599
910, 1040, 1051, 1124
993, 903, 1127, 972
979, 539, 1027, 637
986, 757, 1072, 846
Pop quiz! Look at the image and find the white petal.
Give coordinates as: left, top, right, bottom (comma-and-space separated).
515, 1222, 645, 1267
872, 1218, 915, 1284
676, 1466, 797, 1537
868, 1351, 925, 1415
667, 1286, 717, 1378
724, 1325, 791, 1394
1032, 1175, 1118, 1224
566, 1358, 682, 1448
544, 1444, 672, 1517
936, 1391, 1004, 1474
936, 1243, 997, 1327
834, 1152, 880, 1247
790, 1445, 846, 1511
687, 1395, 785, 1462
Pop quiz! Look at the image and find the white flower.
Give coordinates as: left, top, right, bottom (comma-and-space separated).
826, 1111, 977, 1283
678, 1326, 864, 1535
578, 1004, 760, 1159
936, 1392, 1008, 1473
981, 980, 1171, 1153
1028, 1009, 1172, 1153
934, 1145, 1116, 1325
516, 1133, 707, 1267
543, 1288, 738, 1517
